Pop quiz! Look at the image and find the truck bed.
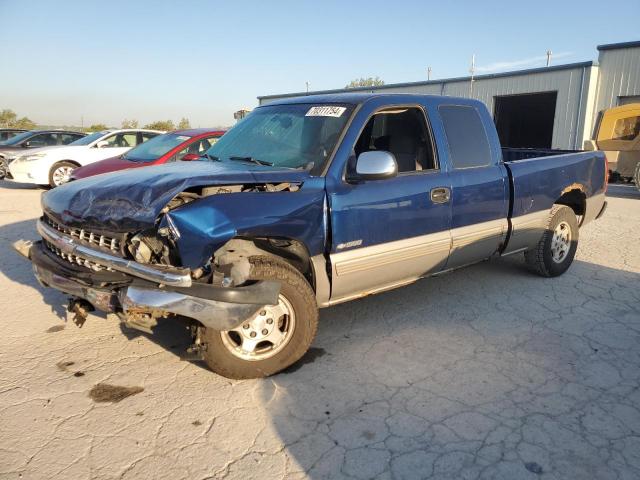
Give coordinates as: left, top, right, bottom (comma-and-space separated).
505, 149, 606, 222
501, 147, 580, 162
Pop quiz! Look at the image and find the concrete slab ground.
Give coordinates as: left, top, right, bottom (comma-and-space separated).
0, 181, 639, 480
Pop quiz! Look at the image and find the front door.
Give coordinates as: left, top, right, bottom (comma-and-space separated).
328, 106, 452, 301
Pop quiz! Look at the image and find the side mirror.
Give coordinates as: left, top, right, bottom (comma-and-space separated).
352, 151, 398, 181
96, 140, 109, 148
22, 142, 31, 148
181, 153, 200, 161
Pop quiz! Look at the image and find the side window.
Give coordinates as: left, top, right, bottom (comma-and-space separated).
612, 116, 640, 141
439, 105, 492, 169
202, 136, 220, 149
102, 133, 137, 147
60, 134, 80, 145
170, 145, 191, 162
26, 133, 57, 147
171, 139, 209, 162
354, 107, 436, 173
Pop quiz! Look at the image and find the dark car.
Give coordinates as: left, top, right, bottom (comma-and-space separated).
71, 128, 226, 180
0, 129, 86, 179
0, 129, 28, 143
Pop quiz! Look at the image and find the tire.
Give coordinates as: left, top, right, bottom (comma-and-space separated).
49, 161, 78, 187
201, 256, 318, 379
524, 205, 579, 277
634, 162, 640, 192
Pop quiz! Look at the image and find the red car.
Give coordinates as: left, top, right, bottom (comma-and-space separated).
71, 128, 226, 180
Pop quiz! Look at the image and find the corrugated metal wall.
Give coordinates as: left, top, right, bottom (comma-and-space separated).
440, 67, 592, 149
258, 45, 640, 150
594, 45, 640, 112
258, 66, 594, 149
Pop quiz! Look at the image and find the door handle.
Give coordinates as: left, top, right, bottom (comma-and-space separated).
430, 187, 450, 204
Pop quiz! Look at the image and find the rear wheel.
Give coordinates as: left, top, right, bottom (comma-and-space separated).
634, 162, 640, 191
49, 161, 77, 187
201, 256, 318, 379
524, 205, 579, 277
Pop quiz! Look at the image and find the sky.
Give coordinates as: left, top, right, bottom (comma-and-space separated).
1, 0, 638, 128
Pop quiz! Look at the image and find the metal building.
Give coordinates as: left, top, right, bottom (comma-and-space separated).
257, 41, 640, 151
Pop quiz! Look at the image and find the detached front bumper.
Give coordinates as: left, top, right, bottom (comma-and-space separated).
13, 239, 280, 331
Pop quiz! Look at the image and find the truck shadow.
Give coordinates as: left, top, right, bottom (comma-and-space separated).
255, 257, 640, 477
606, 183, 639, 199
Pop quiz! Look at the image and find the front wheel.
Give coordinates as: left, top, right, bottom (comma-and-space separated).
634, 162, 640, 192
524, 205, 579, 277
49, 161, 77, 187
201, 256, 318, 379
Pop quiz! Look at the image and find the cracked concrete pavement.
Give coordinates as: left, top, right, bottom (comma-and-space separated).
0, 180, 639, 480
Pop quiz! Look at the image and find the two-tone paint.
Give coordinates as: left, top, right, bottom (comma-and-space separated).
35, 93, 607, 311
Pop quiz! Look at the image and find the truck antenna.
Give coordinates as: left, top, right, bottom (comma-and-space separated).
469, 54, 476, 96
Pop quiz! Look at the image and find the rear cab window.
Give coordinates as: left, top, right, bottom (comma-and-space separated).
439, 105, 492, 169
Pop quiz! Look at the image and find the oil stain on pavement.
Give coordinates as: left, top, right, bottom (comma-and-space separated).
89, 383, 144, 403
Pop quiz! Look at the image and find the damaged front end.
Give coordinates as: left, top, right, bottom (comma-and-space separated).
13, 213, 280, 334
14, 161, 324, 341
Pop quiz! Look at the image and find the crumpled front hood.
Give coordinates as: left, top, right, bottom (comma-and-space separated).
43, 161, 311, 232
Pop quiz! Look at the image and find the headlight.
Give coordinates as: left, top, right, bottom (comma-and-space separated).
128, 231, 166, 264
15, 153, 47, 163
129, 233, 154, 263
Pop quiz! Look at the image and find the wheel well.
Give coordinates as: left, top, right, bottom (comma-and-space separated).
215, 237, 315, 289
556, 188, 586, 217
50, 160, 81, 171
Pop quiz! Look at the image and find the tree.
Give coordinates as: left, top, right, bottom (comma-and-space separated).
121, 119, 139, 128
178, 117, 191, 129
13, 117, 36, 129
87, 123, 108, 132
0, 109, 17, 127
345, 77, 385, 88
0, 109, 36, 129
145, 120, 175, 131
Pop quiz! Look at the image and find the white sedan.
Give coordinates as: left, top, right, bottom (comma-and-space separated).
8, 129, 163, 187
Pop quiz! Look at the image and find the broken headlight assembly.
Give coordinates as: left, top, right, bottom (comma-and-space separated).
127, 230, 173, 265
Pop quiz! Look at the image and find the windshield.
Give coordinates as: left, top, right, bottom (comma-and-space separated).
70, 131, 108, 146
1, 131, 35, 146
205, 103, 354, 173
124, 132, 192, 162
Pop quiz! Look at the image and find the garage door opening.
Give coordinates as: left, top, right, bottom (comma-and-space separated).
494, 92, 557, 148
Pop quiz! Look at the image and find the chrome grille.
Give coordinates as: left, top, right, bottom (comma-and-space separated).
44, 240, 113, 271
44, 215, 121, 253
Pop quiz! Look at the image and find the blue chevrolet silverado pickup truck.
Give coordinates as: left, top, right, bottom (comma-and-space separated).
14, 93, 607, 378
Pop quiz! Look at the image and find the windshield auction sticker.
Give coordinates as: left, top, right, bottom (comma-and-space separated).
305, 106, 346, 117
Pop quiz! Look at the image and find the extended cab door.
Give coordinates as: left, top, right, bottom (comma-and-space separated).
437, 104, 509, 269
328, 105, 452, 302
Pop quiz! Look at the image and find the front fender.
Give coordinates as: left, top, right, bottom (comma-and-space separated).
166, 179, 327, 269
